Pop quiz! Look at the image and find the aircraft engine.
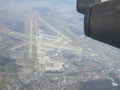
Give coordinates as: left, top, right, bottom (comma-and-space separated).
77, 0, 120, 48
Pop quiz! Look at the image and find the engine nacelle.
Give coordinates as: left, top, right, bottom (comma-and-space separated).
77, 0, 120, 48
